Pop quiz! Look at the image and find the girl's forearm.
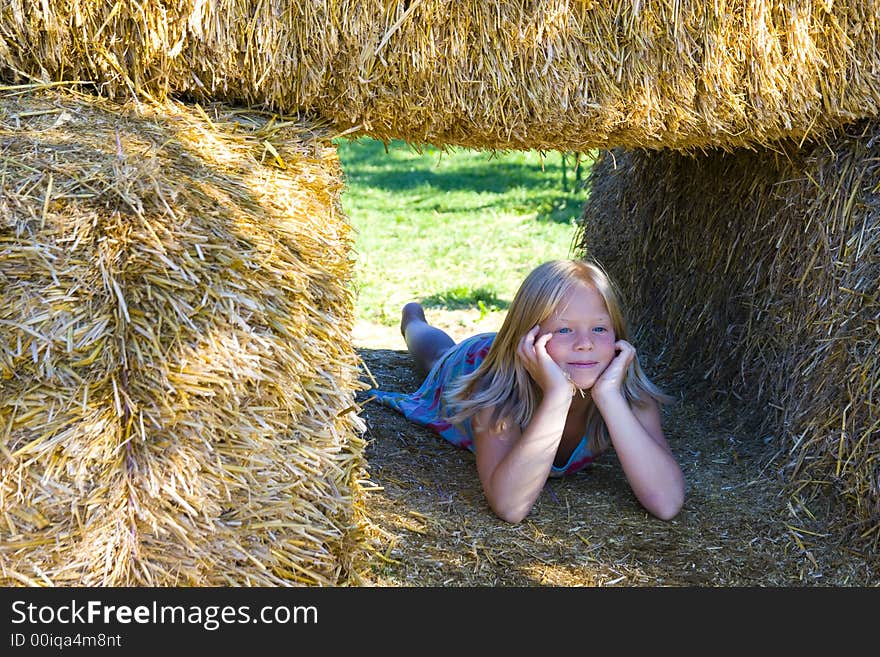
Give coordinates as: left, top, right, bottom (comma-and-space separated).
596, 394, 685, 520
485, 393, 571, 523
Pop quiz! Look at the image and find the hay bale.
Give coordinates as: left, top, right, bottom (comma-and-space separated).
0, 87, 371, 585
1, 1, 879, 151
575, 123, 880, 556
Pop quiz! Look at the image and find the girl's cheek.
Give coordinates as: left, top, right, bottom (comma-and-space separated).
545, 339, 565, 363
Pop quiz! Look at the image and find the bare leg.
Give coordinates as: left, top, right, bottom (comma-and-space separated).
400, 302, 455, 373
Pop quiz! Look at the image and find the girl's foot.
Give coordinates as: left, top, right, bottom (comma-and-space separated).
401, 302, 427, 339
400, 302, 455, 373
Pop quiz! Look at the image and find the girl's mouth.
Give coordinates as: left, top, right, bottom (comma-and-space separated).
568, 361, 598, 368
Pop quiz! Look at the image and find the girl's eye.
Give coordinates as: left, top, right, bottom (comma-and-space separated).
593, 327, 607, 334
557, 327, 572, 334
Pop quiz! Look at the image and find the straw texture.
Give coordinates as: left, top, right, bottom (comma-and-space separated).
575, 124, 880, 555
1, 1, 879, 151
0, 88, 370, 586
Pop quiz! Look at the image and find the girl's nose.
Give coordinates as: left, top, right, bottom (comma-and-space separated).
574, 331, 593, 350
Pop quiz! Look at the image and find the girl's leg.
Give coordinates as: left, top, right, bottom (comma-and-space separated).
400, 302, 455, 373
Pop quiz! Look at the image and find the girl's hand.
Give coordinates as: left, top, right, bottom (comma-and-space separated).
591, 339, 636, 403
517, 325, 573, 401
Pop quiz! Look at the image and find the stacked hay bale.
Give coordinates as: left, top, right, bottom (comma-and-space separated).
0, 1, 879, 151
575, 124, 879, 555
0, 88, 370, 585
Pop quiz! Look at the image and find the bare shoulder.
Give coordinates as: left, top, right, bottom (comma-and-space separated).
472, 406, 522, 485
473, 406, 516, 440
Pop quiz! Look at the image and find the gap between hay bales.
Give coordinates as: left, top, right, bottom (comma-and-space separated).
353, 317, 877, 586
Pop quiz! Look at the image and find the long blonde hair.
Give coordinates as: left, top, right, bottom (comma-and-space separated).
445, 259, 670, 450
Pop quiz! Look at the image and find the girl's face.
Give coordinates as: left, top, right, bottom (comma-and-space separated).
539, 282, 618, 390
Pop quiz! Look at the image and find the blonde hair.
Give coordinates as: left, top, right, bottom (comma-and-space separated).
445, 259, 671, 451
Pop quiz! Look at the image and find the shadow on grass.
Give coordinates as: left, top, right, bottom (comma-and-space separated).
420, 286, 510, 312
338, 137, 592, 201
533, 194, 587, 224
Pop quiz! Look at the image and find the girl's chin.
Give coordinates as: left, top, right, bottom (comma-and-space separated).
570, 385, 592, 400
564, 363, 608, 389
567, 375, 598, 390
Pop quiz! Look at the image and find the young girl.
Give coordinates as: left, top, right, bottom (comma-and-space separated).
370, 259, 685, 524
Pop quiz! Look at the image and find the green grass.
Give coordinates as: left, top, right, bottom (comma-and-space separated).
336, 138, 592, 326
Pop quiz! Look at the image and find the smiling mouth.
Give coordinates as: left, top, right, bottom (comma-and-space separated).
568, 361, 598, 368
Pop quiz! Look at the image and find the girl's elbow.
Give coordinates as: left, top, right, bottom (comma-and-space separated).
652, 500, 683, 521
493, 506, 529, 524
488, 499, 530, 524
647, 488, 684, 521
495, 512, 523, 524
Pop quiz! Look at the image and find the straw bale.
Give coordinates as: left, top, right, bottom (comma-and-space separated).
0, 87, 371, 585
2, 2, 880, 151
575, 123, 880, 556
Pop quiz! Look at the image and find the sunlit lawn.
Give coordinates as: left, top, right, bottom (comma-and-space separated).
336, 138, 593, 326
